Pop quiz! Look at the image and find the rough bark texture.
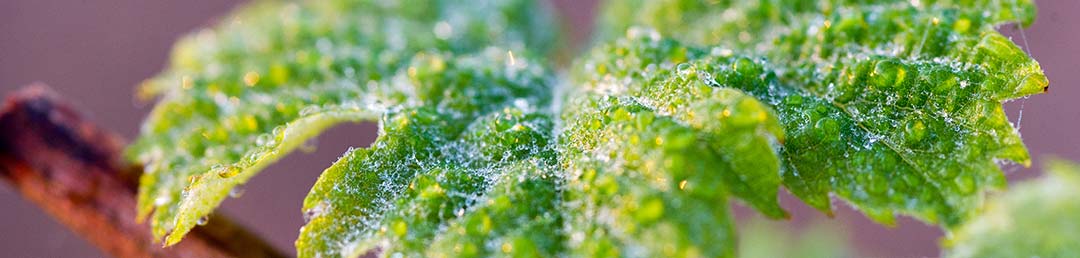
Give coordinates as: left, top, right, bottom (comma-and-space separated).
0, 84, 285, 258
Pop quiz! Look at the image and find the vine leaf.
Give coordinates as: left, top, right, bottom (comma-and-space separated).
739, 218, 852, 258
127, 0, 557, 245
599, 0, 1047, 226
424, 161, 563, 258
945, 159, 1080, 258
296, 103, 561, 257
570, 33, 789, 219
128, 0, 1051, 257
561, 59, 786, 256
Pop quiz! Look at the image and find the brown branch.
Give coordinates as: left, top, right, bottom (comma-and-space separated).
0, 84, 286, 258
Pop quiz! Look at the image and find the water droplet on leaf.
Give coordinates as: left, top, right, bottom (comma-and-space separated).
229, 187, 245, 198
676, 63, 695, 80
300, 138, 318, 153
216, 164, 241, 178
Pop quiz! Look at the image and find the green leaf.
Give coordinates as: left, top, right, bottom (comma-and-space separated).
600, 0, 1038, 48
297, 106, 560, 257
598, 0, 1046, 225
128, 0, 558, 245
570, 36, 789, 219
945, 159, 1080, 258
421, 161, 564, 258
559, 72, 785, 256
129, 0, 1052, 257
738, 217, 852, 258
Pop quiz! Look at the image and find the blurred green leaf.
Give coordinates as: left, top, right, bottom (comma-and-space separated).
945, 159, 1080, 258
739, 217, 851, 258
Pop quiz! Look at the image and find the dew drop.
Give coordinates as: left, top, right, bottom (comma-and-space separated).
300, 137, 318, 153
229, 187, 245, 198
197, 216, 209, 226
510, 123, 527, 132
162, 229, 174, 245
732, 57, 759, 75
433, 21, 453, 40
303, 201, 329, 223
507, 50, 517, 67
303, 210, 318, 223
904, 120, 927, 143
711, 47, 734, 57
813, 117, 841, 142
272, 126, 287, 143
676, 63, 695, 80
256, 133, 276, 146
243, 71, 261, 86
154, 195, 172, 206
216, 164, 241, 178
626, 27, 660, 42
181, 76, 194, 90
699, 72, 720, 87
299, 106, 319, 116
512, 98, 530, 111
392, 219, 408, 237
784, 95, 804, 106
954, 174, 976, 194
870, 60, 906, 88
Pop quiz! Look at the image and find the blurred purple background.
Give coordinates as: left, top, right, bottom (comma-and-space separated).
1, 1, 1077, 257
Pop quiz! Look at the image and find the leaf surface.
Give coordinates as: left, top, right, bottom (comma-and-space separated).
128, 0, 1052, 256
296, 105, 562, 257
128, 0, 558, 245
561, 52, 786, 256
598, 0, 1046, 225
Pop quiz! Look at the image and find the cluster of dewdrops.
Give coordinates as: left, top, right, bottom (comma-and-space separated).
585, 0, 1041, 226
